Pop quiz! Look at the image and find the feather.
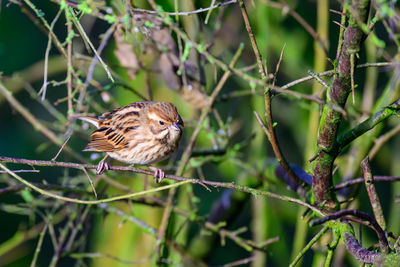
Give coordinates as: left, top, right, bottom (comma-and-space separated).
73, 115, 101, 129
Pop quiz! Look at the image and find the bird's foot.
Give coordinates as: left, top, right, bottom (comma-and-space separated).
148, 166, 165, 183
97, 155, 110, 175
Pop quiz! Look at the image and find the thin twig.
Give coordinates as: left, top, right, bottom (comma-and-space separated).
369, 123, 400, 159
52, 134, 71, 161
0, 169, 39, 174
65, 8, 73, 114
334, 175, 400, 190
30, 222, 48, 267
361, 157, 386, 230
134, 0, 237, 16
80, 23, 116, 109
81, 167, 97, 199
68, 253, 151, 265
221, 256, 256, 267
0, 81, 84, 161
260, 0, 329, 56
68, 6, 114, 82
289, 225, 329, 267
39, 9, 62, 100
238, 0, 300, 188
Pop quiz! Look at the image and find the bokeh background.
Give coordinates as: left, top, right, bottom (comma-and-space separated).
0, 0, 399, 266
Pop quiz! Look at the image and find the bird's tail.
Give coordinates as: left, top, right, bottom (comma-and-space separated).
71, 114, 101, 129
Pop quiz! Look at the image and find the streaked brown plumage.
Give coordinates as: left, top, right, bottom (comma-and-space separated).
75, 101, 183, 181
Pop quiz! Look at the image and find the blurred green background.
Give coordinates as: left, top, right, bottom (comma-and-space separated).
0, 0, 399, 266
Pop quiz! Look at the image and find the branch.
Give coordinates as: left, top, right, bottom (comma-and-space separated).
0, 156, 324, 215
309, 209, 388, 252
336, 98, 400, 151
343, 232, 382, 265
312, 0, 371, 208
334, 175, 400, 190
0, 162, 191, 205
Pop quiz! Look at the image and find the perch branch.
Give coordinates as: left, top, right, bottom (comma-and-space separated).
0, 156, 324, 215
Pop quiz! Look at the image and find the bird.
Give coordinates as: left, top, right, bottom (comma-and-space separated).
74, 101, 184, 182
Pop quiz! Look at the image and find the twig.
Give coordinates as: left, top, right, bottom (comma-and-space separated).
0, 183, 89, 196
307, 70, 330, 88
361, 157, 386, 230
324, 228, 340, 267
100, 203, 157, 236
221, 256, 255, 267
272, 43, 286, 86
334, 175, 400, 190
279, 61, 395, 90
134, 0, 237, 16
52, 134, 71, 161
333, 20, 346, 30
79, 23, 116, 110
343, 232, 382, 264
23, 0, 67, 57
39, 9, 62, 100
64, 206, 91, 251
239, 0, 300, 187
0, 81, 83, 161
369, 123, 400, 159
260, 0, 329, 56
336, 98, 400, 151
65, 8, 73, 114
204, 0, 216, 24
30, 222, 48, 267
68, 252, 151, 265
68, 6, 114, 83
289, 225, 329, 267
0, 169, 39, 174
81, 167, 97, 199
178, 44, 244, 174
24, 83, 67, 124
158, 17, 263, 86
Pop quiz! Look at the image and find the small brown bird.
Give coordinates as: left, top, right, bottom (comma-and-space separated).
75, 101, 184, 182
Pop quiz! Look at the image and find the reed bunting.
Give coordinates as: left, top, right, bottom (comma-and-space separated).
75, 101, 184, 182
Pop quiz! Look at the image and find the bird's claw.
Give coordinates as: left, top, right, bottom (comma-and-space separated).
97, 157, 110, 175
149, 166, 165, 183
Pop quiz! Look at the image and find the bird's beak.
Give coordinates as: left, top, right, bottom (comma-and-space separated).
173, 121, 183, 132
173, 115, 184, 132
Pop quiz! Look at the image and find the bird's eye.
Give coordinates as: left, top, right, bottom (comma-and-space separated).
159, 121, 165, 126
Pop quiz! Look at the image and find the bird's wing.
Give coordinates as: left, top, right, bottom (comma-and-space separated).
83, 103, 146, 152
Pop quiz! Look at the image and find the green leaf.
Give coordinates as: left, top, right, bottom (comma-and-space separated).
77, 2, 93, 14
21, 189, 34, 203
